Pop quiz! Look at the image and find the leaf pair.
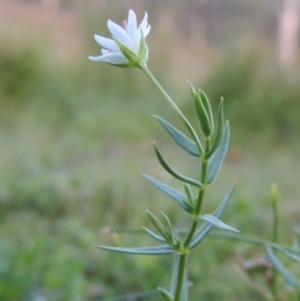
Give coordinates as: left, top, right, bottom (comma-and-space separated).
190, 183, 237, 248
154, 97, 228, 186
188, 82, 214, 138
145, 210, 179, 247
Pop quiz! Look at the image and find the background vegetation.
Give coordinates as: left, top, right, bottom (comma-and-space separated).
0, 0, 299, 300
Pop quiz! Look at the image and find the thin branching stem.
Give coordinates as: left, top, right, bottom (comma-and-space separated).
140, 63, 204, 156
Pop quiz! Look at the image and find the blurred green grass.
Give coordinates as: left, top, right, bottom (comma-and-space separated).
0, 29, 300, 301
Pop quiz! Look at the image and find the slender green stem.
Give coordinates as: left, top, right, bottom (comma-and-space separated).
183, 220, 198, 248
183, 138, 210, 247
196, 138, 210, 213
140, 63, 214, 301
140, 63, 204, 156
205, 137, 211, 157
195, 188, 205, 215
174, 254, 187, 301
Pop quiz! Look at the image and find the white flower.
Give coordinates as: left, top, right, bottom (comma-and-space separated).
88, 9, 151, 67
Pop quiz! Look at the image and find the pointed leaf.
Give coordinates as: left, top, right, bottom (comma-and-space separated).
146, 210, 169, 241
207, 122, 230, 184
188, 81, 212, 137
155, 116, 200, 157
199, 89, 214, 133
265, 244, 299, 288
198, 214, 239, 233
154, 143, 203, 188
207, 98, 224, 158
143, 227, 167, 243
161, 212, 178, 245
184, 183, 194, 205
193, 91, 212, 137
158, 287, 174, 301
182, 199, 195, 213
189, 182, 236, 248
95, 244, 175, 255
143, 175, 191, 212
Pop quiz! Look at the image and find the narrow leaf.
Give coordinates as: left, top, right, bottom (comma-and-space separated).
189, 182, 236, 248
143, 175, 191, 212
198, 214, 239, 233
143, 227, 167, 243
155, 115, 200, 157
184, 183, 194, 205
207, 98, 224, 158
154, 143, 203, 188
265, 244, 299, 288
193, 91, 212, 137
161, 212, 178, 245
182, 199, 195, 213
199, 89, 214, 133
207, 122, 230, 184
95, 244, 175, 255
273, 244, 300, 262
158, 288, 174, 301
146, 210, 169, 241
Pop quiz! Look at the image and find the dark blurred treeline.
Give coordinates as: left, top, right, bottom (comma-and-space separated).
1, 0, 300, 148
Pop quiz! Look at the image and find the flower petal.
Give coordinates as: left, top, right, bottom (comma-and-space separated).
144, 24, 151, 38
138, 12, 150, 35
127, 9, 137, 39
107, 20, 133, 49
133, 12, 150, 51
94, 35, 119, 52
88, 52, 129, 64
